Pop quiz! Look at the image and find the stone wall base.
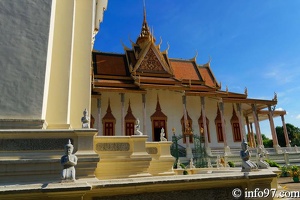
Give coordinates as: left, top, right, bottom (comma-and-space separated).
0, 170, 277, 200
0, 129, 98, 185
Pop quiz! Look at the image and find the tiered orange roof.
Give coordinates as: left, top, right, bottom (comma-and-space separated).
94, 53, 128, 76
91, 6, 278, 115
92, 9, 221, 95
170, 59, 202, 81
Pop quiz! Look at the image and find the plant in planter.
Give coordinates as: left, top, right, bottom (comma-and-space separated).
280, 165, 289, 177
288, 165, 300, 182
265, 159, 280, 168
228, 161, 235, 168
174, 160, 188, 175
180, 163, 188, 175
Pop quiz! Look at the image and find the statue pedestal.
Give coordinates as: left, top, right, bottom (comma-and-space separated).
146, 141, 175, 176
94, 136, 152, 180
75, 129, 99, 179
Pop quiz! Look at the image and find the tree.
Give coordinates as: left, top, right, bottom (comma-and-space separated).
262, 134, 273, 148
275, 123, 300, 147
246, 133, 273, 148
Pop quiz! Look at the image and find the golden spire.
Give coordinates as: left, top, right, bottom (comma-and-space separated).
136, 1, 155, 46
141, 2, 150, 37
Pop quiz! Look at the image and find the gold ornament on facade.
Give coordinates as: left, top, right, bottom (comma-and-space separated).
184, 121, 193, 136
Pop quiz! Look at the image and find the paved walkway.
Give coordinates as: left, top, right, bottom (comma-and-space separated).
275, 177, 300, 200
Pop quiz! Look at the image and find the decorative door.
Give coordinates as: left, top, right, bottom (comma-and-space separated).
125, 122, 135, 136
152, 120, 166, 142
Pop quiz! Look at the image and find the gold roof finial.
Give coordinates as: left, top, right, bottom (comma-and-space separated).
156, 36, 163, 50
190, 50, 198, 62
143, 0, 146, 15
140, 1, 150, 37
162, 42, 170, 54
136, 0, 155, 45
208, 56, 212, 67
273, 92, 277, 101
121, 39, 130, 50
244, 87, 248, 96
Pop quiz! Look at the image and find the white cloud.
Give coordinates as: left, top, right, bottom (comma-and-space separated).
296, 114, 300, 119
263, 61, 300, 86
275, 107, 284, 111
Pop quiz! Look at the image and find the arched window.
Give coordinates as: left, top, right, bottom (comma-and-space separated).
151, 96, 167, 141
124, 100, 136, 136
231, 105, 242, 142
102, 99, 116, 136
104, 122, 114, 136
215, 105, 224, 142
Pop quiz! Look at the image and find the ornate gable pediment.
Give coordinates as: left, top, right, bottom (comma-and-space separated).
139, 48, 165, 72
132, 43, 172, 75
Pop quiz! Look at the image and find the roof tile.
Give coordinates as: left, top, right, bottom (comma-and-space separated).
170, 60, 200, 80
95, 54, 127, 76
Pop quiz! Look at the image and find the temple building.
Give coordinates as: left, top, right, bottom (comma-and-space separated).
91, 8, 289, 154
0, 1, 296, 199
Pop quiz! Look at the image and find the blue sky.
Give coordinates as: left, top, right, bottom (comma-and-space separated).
94, 0, 300, 138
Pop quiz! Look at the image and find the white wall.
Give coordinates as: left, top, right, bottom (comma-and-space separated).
92, 89, 243, 148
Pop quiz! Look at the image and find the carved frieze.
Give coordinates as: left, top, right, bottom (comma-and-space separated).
96, 143, 130, 151
0, 138, 72, 151
146, 147, 158, 154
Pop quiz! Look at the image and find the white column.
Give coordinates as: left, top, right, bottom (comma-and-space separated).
251, 104, 263, 147
268, 106, 279, 147
182, 95, 192, 158
245, 116, 252, 147
97, 97, 102, 136
201, 97, 208, 147
201, 97, 211, 155
281, 115, 291, 147
120, 93, 125, 136
69, 0, 95, 128
142, 94, 147, 135
236, 103, 245, 140
250, 122, 256, 148
45, 0, 75, 129
218, 101, 229, 152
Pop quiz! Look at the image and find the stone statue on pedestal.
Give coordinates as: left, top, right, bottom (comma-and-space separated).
61, 140, 78, 181
177, 159, 182, 169
216, 155, 221, 168
81, 108, 89, 128
207, 158, 213, 168
134, 118, 143, 135
240, 139, 257, 172
160, 127, 167, 141
189, 158, 195, 169
257, 146, 270, 169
